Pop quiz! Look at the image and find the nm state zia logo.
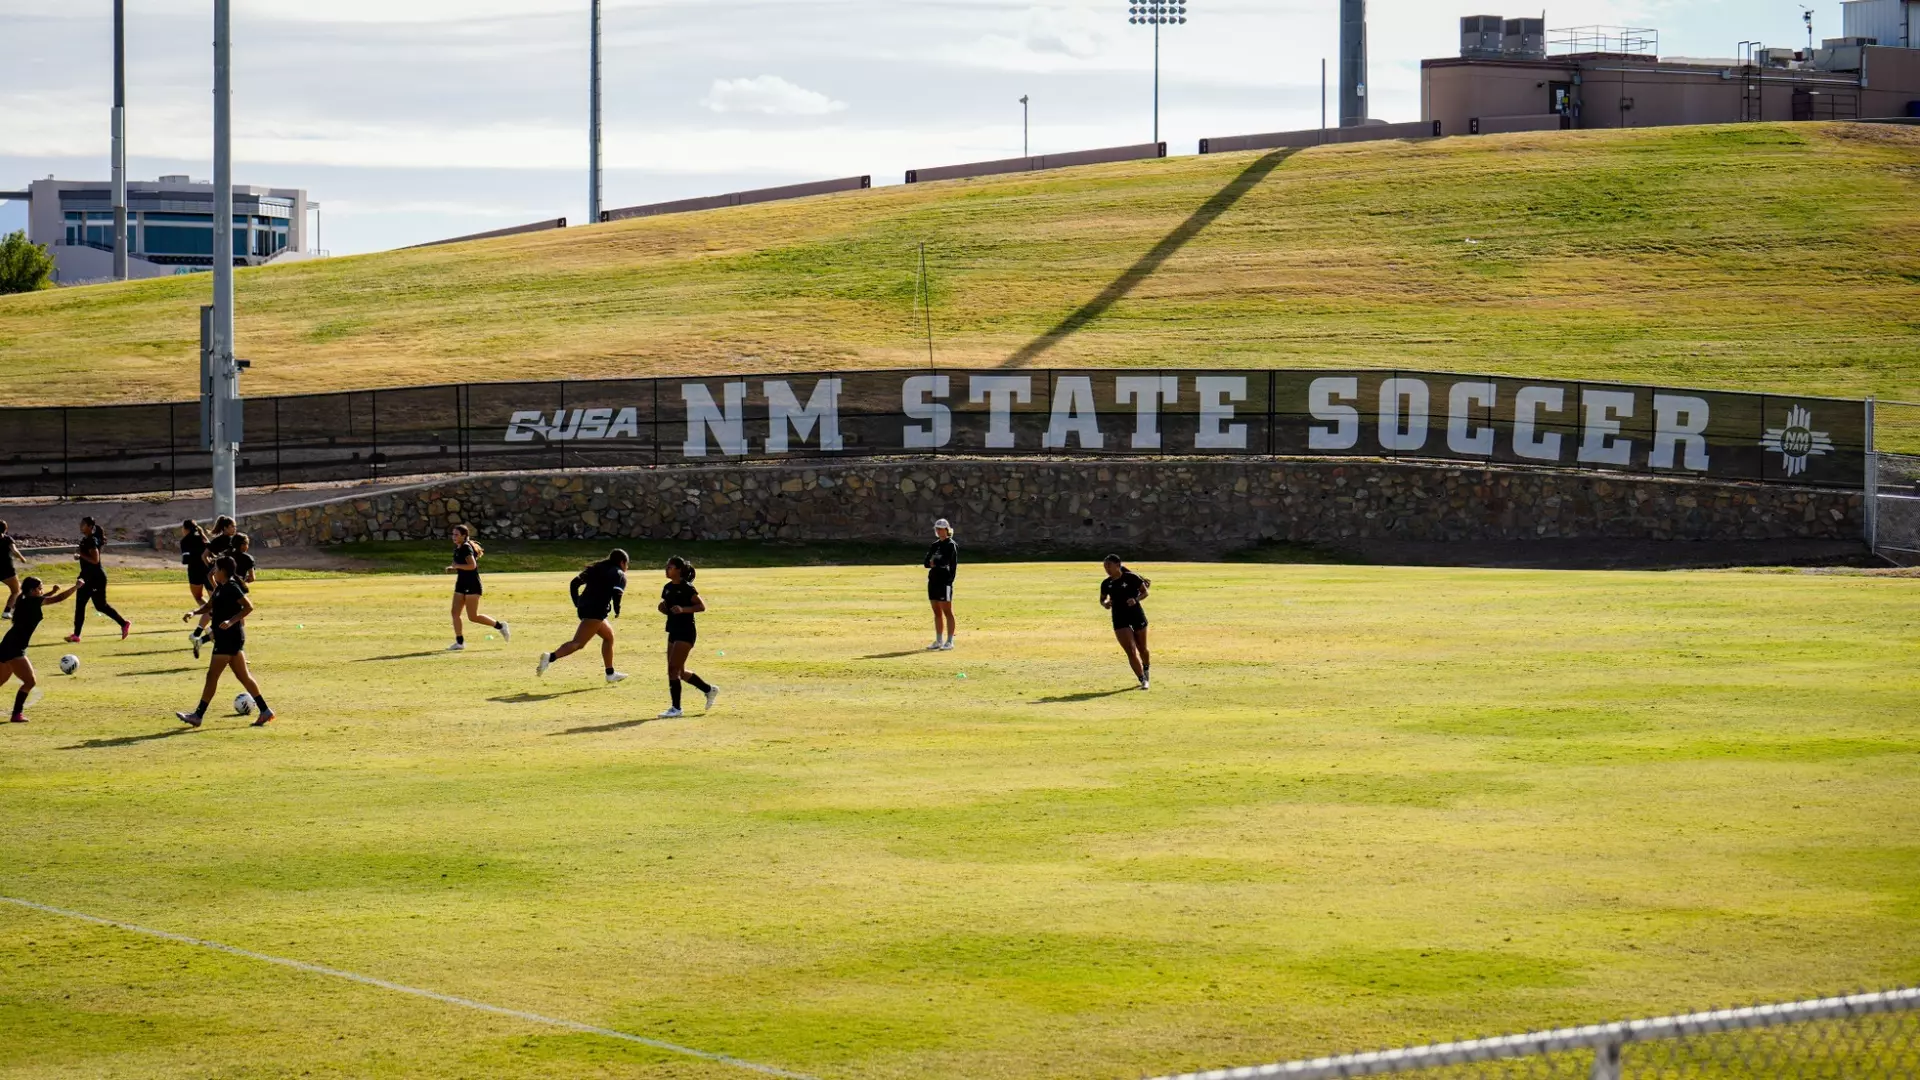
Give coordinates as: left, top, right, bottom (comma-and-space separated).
1760, 404, 1835, 478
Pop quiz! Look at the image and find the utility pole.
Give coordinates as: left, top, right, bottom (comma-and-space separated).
112, 0, 127, 281
1320, 58, 1327, 137
1020, 95, 1029, 157
589, 0, 602, 224
209, 0, 239, 520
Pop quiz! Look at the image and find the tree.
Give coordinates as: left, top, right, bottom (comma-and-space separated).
0, 230, 55, 294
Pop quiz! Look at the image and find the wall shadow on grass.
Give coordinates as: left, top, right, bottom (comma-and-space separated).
1001, 148, 1297, 368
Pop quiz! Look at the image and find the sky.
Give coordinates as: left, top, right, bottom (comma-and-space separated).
0, 0, 1858, 255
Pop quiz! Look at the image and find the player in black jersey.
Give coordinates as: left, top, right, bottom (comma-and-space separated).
68, 517, 130, 643
191, 516, 238, 650
180, 519, 212, 611
655, 556, 717, 719
0, 520, 24, 622
176, 556, 274, 727
1, 576, 80, 723
923, 519, 958, 651
444, 525, 509, 652
537, 549, 629, 684
1099, 555, 1152, 690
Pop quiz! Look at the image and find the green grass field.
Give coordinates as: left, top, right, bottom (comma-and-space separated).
1, 561, 1916, 1079
3, 123, 1919, 409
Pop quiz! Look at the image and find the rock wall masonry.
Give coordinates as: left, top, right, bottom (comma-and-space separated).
237, 459, 1863, 555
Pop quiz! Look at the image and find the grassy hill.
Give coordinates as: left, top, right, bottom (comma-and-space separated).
3, 122, 1918, 409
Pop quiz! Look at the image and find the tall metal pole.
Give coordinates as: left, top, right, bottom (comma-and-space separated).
1340, 0, 1367, 127
1153, 17, 1160, 144
1020, 95, 1029, 157
1320, 58, 1327, 138
589, 0, 602, 224
112, 0, 127, 281
211, 0, 238, 520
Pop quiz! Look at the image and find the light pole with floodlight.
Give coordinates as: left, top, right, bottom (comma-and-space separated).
1127, 1, 1186, 145
1020, 95, 1030, 156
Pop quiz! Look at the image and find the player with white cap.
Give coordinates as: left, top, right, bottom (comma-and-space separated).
924, 519, 958, 651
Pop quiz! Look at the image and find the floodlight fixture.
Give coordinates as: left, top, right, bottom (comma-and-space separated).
1126, 1, 1188, 144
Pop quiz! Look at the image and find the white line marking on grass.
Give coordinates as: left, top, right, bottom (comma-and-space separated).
1, 895, 819, 1080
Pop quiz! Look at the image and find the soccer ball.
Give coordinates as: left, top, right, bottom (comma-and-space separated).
234, 692, 254, 716
59, 654, 79, 676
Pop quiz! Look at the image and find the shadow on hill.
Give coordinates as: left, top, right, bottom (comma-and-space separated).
1002, 148, 1297, 367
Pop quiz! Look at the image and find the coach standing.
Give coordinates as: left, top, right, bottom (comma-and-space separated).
924, 519, 958, 652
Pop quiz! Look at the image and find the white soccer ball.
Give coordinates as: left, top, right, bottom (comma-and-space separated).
234, 692, 254, 716
59, 654, 79, 676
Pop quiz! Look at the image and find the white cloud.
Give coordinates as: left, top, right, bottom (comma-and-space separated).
700, 76, 848, 117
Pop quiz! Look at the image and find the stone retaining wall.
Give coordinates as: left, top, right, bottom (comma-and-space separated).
235, 459, 1864, 555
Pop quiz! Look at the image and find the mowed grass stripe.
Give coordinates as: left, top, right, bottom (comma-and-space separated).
0, 563, 1915, 1079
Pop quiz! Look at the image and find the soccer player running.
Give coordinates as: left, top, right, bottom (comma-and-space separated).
190, 516, 238, 652
1, 577, 80, 723
1099, 555, 1152, 690
537, 548, 629, 684
0, 520, 24, 621
445, 524, 508, 651
179, 519, 212, 610
923, 518, 958, 651
656, 556, 717, 719
68, 517, 130, 643
176, 555, 274, 727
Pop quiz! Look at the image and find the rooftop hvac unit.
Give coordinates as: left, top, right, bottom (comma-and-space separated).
1503, 17, 1547, 60
1460, 15, 1506, 58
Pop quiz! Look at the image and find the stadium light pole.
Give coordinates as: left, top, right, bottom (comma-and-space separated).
589, 0, 602, 224
112, 0, 127, 281
1127, 1, 1187, 145
1020, 94, 1029, 157
209, 0, 239, 520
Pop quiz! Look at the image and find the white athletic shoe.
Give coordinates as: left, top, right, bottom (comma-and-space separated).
938, 640, 954, 651
446, 642, 465, 652
1139, 677, 1150, 691
537, 652, 552, 677
496, 621, 511, 643
606, 671, 630, 685
703, 686, 720, 711
925, 640, 944, 651
656, 707, 684, 719
1, 609, 10, 620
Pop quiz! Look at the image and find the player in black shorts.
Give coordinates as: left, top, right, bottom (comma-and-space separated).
177, 556, 274, 727
192, 516, 238, 649
656, 555, 717, 719
0, 521, 24, 622
445, 524, 509, 652
1099, 555, 1152, 690
537, 549, 629, 684
180, 519, 212, 612
68, 517, 130, 643
1, 576, 80, 723
923, 518, 958, 651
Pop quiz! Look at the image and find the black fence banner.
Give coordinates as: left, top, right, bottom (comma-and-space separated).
0, 369, 1870, 497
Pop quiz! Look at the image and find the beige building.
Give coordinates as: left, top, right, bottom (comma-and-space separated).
1422, 12, 1920, 137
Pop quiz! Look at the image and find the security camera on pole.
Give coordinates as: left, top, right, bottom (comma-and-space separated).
1127, 1, 1187, 145
205, 0, 241, 521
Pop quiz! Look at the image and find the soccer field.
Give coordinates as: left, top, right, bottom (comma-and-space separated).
1, 562, 1916, 1079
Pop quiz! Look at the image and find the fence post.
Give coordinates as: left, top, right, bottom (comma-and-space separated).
1589, 1039, 1623, 1080
1864, 396, 1877, 550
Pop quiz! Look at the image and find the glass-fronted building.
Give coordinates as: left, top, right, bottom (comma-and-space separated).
14, 175, 313, 284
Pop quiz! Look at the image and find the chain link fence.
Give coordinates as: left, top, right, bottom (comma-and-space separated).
1151, 988, 1919, 1080
1868, 401, 1920, 566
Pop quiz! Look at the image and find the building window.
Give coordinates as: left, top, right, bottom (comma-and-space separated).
145, 225, 215, 256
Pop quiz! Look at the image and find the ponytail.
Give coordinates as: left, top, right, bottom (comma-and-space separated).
183, 519, 208, 540
454, 524, 483, 558
668, 555, 696, 584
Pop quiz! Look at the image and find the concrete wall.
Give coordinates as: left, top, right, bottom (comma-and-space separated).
236, 459, 1862, 556
906, 144, 1166, 184
1200, 121, 1442, 154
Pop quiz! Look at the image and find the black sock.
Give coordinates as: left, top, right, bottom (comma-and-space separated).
605, 665, 615, 676
456, 635, 464, 645
670, 680, 682, 709
12, 688, 27, 715
194, 699, 210, 718
684, 672, 712, 694
252, 695, 269, 714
